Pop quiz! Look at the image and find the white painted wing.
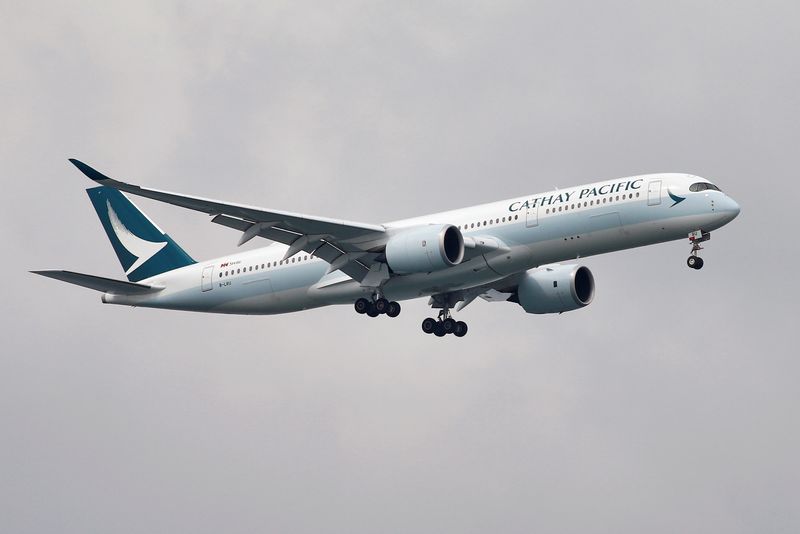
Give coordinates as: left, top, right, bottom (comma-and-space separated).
70, 159, 387, 282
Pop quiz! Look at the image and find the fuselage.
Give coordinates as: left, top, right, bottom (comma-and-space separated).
103, 173, 740, 314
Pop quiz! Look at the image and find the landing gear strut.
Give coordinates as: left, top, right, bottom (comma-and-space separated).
687, 230, 710, 270
421, 305, 468, 338
354, 294, 401, 318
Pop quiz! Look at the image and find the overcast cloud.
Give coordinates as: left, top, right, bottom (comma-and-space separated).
2, 1, 799, 532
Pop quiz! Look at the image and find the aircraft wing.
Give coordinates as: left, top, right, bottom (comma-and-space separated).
69, 159, 387, 282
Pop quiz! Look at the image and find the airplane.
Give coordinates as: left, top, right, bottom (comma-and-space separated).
32, 159, 741, 337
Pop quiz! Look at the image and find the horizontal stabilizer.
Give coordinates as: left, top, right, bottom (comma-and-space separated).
31, 270, 162, 295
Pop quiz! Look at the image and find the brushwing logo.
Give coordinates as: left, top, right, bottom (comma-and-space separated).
668, 189, 686, 207
106, 200, 167, 275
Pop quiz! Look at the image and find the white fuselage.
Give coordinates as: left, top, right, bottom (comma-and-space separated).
102, 173, 740, 314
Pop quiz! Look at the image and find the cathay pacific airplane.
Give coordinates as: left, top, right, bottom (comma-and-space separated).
33, 160, 740, 337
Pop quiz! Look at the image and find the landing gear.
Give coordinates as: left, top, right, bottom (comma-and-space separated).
354, 295, 401, 318
687, 230, 710, 270
687, 256, 704, 270
421, 306, 468, 338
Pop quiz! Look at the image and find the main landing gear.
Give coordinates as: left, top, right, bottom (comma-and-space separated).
687, 230, 710, 270
421, 308, 468, 338
354, 296, 401, 318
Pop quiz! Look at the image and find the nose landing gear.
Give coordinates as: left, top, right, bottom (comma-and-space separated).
687, 230, 710, 270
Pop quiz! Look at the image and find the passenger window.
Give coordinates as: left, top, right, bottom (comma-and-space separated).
470, 223, 474, 228
515, 215, 518, 220
218, 273, 222, 278
636, 192, 640, 197
616, 195, 619, 201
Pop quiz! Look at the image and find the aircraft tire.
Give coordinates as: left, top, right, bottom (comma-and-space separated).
354, 297, 370, 314
443, 318, 457, 334
374, 298, 389, 314
422, 317, 437, 334
454, 321, 468, 337
386, 301, 401, 318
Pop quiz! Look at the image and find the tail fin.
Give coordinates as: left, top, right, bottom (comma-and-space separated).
86, 186, 196, 282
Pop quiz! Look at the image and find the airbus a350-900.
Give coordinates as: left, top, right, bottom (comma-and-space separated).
33, 159, 740, 337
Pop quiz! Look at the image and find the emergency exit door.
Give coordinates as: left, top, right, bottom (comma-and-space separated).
647, 180, 662, 206
201, 265, 214, 292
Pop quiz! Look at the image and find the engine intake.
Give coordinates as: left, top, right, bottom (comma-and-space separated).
385, 224, 464, 274
516, 264, 595, 314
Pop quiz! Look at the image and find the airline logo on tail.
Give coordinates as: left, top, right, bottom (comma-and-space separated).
106, 200, 167, 275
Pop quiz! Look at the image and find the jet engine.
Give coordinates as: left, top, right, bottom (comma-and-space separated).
385, 224, 464, 274
515, 264, 595, 314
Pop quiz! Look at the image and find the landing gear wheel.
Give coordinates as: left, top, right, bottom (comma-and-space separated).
386, 301, 401, 318
374, 298, 389, 314
354, 297, 370, 314
687, 256, 704, 270
421, 317, 437, 334
442, 318, 457, 334
366, 303, 380, 317
434, 323, 446, 337
454, 321, 468, 337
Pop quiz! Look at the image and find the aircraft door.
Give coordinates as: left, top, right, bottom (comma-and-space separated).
526, 205, 539, 227
647, 180, 662, 206
201, 265, 214, 292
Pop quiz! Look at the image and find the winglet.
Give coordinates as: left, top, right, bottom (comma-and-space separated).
69, 158, 112, 183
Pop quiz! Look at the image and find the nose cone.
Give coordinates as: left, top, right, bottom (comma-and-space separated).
720, 195, 741, 223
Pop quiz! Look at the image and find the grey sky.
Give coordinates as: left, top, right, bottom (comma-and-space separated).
2, 1, 799, 532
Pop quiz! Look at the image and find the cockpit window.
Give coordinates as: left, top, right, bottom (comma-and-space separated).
689, 182, 722, 192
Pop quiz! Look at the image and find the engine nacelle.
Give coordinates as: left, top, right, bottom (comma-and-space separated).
516, 264, 595, 314
385, 224, 464, 274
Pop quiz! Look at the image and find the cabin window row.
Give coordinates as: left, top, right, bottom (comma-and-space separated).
218, 254, 314, 277
458, 214, 519, 230
545, 192, 640, 214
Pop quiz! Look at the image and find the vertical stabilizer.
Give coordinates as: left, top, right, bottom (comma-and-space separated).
86, 186, 196, 282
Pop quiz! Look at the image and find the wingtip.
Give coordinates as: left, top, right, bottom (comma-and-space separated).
69, 158, 111, 182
